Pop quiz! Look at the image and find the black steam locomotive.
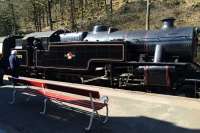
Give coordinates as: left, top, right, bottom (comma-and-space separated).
2, 18, 200, 97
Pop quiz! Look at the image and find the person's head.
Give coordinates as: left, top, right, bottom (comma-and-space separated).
11, 50, 17, 55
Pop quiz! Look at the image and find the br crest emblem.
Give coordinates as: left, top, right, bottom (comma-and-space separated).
65, 51, 75, 60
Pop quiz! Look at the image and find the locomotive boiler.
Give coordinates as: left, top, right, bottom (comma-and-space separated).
7, 18, 200, 97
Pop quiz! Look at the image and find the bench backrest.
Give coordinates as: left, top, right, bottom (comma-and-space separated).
9, 77, 44, 88
45, 83, 100, 99
27, 80, 44, 88
9, 77, 100, 99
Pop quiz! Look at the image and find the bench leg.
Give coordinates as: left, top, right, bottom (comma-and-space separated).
85, 109, 95, 131
85, 93, 95, 131
9, 86, 16, 104
102, 104, 109, 124
25, 85, 31, 102
40, 98, 48, 115
95, 111, 101, 120
96, 104, 109, 124
26, 95, 31, 102
99, 96, 109, 124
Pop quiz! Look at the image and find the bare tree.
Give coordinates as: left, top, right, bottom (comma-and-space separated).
109, 0, 113, 22
80, 0, 84, 29
60, 0, 65, 25
7, 0, 16, 34
69, 0, 76, 30
48, 0, 53, 30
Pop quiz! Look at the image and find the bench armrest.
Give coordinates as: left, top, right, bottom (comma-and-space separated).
100, 96, 109, 104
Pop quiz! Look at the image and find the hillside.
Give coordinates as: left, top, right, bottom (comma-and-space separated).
0, 0, 199, 34
84, 0, 200, 31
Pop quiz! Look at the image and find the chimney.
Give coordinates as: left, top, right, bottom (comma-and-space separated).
161, 17, 176, 30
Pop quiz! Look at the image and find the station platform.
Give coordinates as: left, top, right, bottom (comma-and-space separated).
0, 75, 199, 133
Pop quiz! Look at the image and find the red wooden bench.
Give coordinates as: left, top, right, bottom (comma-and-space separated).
8, 77, 109, 131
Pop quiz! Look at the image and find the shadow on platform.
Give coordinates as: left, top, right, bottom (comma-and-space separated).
0, 85, 199, 133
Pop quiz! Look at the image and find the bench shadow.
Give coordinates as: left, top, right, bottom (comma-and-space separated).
0, 86, 199, 133
45, 104, 200, 133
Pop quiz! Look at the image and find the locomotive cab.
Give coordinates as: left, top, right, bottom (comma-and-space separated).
17, 30, 65, 67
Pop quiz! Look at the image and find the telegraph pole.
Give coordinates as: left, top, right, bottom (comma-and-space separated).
146, 0, 150, 30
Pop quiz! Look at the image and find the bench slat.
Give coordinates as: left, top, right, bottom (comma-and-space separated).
45, 83, 100, 99
37, 89, 105, 110
9, 77, 44, 88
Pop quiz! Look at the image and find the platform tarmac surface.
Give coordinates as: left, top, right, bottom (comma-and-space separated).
0, 76, 200, 133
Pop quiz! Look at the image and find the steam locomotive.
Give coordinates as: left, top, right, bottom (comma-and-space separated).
1, 18, 200, 97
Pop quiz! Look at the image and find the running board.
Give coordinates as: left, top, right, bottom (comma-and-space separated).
81, 75, 107, 83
